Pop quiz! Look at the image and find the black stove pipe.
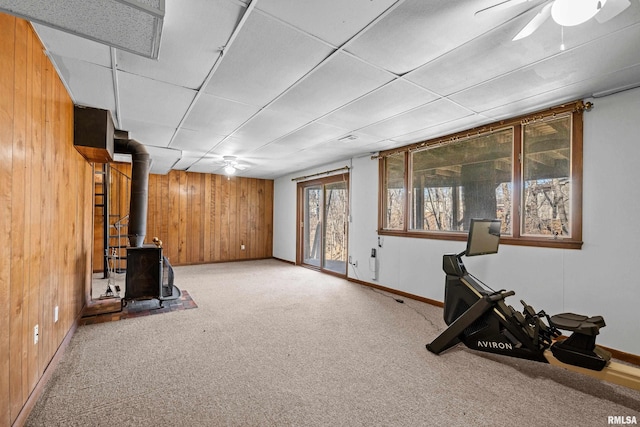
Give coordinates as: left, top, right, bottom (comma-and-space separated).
114, 138, 150, 248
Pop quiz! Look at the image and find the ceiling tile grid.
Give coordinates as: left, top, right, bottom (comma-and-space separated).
357, 98, 475, 140
117, 70, 196, 129
268, 51, 396, 118
124, 118, 177, 149
117, 0, 246, 90
345, 0, 517, 74
450, 24, 640, 113
203, 10, 335, 107
33, 23, 112, 67
260, 121, 352, 153
408, 5, 640, 99
171, 127, 227, 152
24, 0, 640, 178
180, 92, 261, 138
229, 107, 317, 152
317, 79, 439, 131
48, 54, 116, 113
256, 0, 399, 47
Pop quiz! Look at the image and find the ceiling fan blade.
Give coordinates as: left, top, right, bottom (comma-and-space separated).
512, 1, 553, 40
595, 0, 631, 23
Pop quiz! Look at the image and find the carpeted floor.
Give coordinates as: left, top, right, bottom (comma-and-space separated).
26, 259, 640, 426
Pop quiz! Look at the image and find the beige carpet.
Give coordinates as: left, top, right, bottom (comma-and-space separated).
27, 259, 640, 426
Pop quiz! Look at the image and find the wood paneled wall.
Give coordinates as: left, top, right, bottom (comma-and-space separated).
98, 165, 274, 267
0, 14, 93, 426
148, 171, 274, 265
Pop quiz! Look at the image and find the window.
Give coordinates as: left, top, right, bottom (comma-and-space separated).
381, 152, 406, 230
378, 102, 586, 249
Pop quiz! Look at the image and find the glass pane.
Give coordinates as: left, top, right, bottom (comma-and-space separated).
323, 181, 347, 275
411, 128, 513, 233
522, 115, 571, 237
384, 153, 405, 230
303, 186, 322, 267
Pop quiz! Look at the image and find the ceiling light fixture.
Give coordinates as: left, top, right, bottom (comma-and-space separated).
551, 0, 606, 27
224, 164, 236, 175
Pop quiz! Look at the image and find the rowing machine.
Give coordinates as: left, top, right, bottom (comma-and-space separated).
426, 219, 640, 391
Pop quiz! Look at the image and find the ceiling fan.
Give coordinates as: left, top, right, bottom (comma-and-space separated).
477, 0, 632, 41
219, 155, 248, 175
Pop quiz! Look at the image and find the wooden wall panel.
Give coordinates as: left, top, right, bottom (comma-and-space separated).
129, 170, 275, 266
0, 14, 93, 425
0, 13, 16, 427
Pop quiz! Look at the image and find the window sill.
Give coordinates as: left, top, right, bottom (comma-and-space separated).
377, 229, 583, 250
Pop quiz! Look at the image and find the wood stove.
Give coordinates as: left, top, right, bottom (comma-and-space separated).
124, 245, 180, 307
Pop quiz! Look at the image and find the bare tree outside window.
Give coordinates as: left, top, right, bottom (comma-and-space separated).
410, 128, 512, 232
378, 102, 583, 249
522, 116, 571, 237
384, 153, 405, 230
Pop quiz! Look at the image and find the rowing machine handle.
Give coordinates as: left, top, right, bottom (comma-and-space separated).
487, 290, 515, 302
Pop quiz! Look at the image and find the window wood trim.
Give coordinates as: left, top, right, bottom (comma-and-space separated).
377, 101, 588, 250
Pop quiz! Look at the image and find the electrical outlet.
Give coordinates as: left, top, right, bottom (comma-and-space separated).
241, 244, 245, 250
34, 325, 39, 345
54, 306, 59, 323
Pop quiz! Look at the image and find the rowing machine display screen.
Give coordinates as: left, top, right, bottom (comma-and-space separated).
466, 218, 501, 256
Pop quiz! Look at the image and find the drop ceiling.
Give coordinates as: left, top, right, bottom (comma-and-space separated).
22, 0, 640, 177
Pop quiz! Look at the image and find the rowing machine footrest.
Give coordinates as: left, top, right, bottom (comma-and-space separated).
549, 313, 610, 371
550, 339, 611, 371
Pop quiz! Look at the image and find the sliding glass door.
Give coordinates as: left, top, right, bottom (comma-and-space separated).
298, 174, 349, 276
303, 185, 322, 268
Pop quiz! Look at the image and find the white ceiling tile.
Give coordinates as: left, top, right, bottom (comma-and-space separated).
171, 127, 225, 152
407, 3, 640, 97
182, 93, 260, 136
117, 0, 244, 89
450, 24, 640, 113
172, 150, 203, 171
34, 23, 111, 67
5, 0, 162, 58
48, 54, 116, 112
184, 164, 218, 175
482, 64, 640, 121
388, 114, 490, 146
206, 135, 261, 157
318, 79, 437, 130
358, 98, 473, 140
346, 0, 509, 74
145, 145, 182, 175
123, 118, 176, 148
232, 107, 316, 150
262, 122, 350, 153
304, 132, 383, 158
270, 51, 395, 118
204, 11, 334, 106
117, 70, 196, 127
257, 0, 397, 46
250, 143, 302, 160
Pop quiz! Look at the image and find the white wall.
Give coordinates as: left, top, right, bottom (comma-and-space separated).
273, 87, 640, 355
